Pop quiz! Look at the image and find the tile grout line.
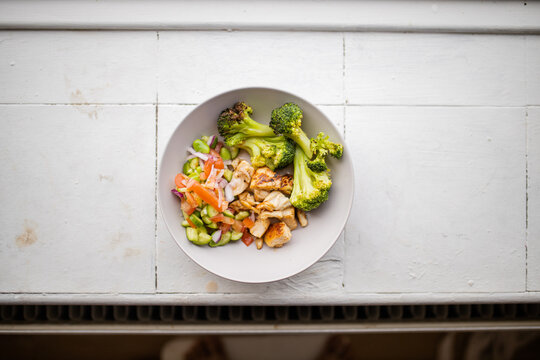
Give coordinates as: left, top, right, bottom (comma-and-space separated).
154, 31, 160, 293
525, 35, 528, 292
525, 107, 529, 291
341, 32, 347, 291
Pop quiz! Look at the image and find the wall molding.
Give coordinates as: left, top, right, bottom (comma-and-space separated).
0, 0, 539, 33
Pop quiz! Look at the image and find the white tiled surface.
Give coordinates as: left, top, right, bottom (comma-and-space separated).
0, 105, 156, 293
345, 34, 526, 106
528, 107, 540, 291
0, 31, 157, 104
344, 106, 526, 293
157, 32, 344, 105
0, 30, 539, 304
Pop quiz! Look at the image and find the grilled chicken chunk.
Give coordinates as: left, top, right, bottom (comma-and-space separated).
253, 189, 270, 202
229, 159, 254, 196
249, 217, 271, 238
256, 191, 291, 212
259, 207, 297, 230
279, 174, 293, 196
264, 222, 292, 248
297, 209, 308, 227
239, 192, 259, 213
250, 167, 293, 195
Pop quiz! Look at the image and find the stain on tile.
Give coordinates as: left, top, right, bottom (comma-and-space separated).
15, 220, 38, 247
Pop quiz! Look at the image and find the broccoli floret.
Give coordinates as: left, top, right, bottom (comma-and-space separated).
236, 136, 295, 170
305, 132, 344, 172
290, 145, 332, 212
218, 102, 275, 146
311, 132, 343, 159
270, 103, 313, 159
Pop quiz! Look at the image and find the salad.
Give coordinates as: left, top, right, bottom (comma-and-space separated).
172, 102, 343, 250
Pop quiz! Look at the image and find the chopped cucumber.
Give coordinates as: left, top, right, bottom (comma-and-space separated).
209, 230, 232, 247
181, 220, 190, 227
206, 204, 219, 218
220, 147, 232, 160
194, 233, 212, 246
231, 231, 243, 241
189, 157, 199, 169
206, 221, 218, 229
223, 169, 233, 182
235, 211, 250, 221
183, 161, 192, 175
188, 172, 200, 182
193, 139, 210, 154
201, 214, 213, 225
229, 146, 240, 159
223, 210, 235, 218
189, 214, 204, 228
209, 136, 218, 149
186, 227, 198, 242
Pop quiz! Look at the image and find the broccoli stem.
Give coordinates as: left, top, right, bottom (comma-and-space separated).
291, 129, 313, 159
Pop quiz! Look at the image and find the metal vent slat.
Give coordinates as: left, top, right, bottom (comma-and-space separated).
1, 304, 539, 326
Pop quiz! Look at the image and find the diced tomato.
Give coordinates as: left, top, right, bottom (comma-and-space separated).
175, 173, 189, 188
220, 223, 231, 234
241, 229, 253, 246
242, 217, 255, 229
184, 191, 198, 208
180, 198, 196, 216
232, 219, 244, 233
210, 214, 234, 225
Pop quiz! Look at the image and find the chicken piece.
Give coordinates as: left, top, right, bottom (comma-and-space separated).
279, 174, 293, 196
264, 222, 292, 248
253, 189, 270, 202
238, 192, 259, 213
297, 209, 308, 227
232, 158, 242, 169
256, 191, 291, 212
250, 167, 282, 191
229, 200, 249, 212
255, 237, 264, 250
229, 159, 254, 196
260, 207, 297, 230
249, 217, 271, 238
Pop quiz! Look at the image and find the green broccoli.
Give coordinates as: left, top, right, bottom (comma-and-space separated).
270, 103, 313, 159
218, 102, 275, 146
290, 145, 332, 212
311, 132, 343, 159
236, 136, 295, 170
305, 132, 344, 172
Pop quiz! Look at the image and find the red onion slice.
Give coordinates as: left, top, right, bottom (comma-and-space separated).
207, 135, 217, 147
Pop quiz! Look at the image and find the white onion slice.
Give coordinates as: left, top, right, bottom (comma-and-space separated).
216, 169, 224, 180
199, 158, 204, 169
224, 184, 235, 202
219, 179, 228, 188
249, 211, 255, 222
218, 187, 223, 204
186, 147, 209, 161
212, 230, 222, 243
186, 154, 197, 160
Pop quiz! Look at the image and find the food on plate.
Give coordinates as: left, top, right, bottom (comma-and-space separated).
264, 222, 292, 248
173, 100, 343, 249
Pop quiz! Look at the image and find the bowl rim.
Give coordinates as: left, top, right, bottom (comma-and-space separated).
158, 86, 355, 283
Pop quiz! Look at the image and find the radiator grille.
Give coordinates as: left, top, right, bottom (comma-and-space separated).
1, 304, 539, 324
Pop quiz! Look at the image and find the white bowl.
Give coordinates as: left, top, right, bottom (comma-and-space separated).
158, 87, 354, 283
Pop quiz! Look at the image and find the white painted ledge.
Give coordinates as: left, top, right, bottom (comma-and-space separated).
0, 0, 539, 33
